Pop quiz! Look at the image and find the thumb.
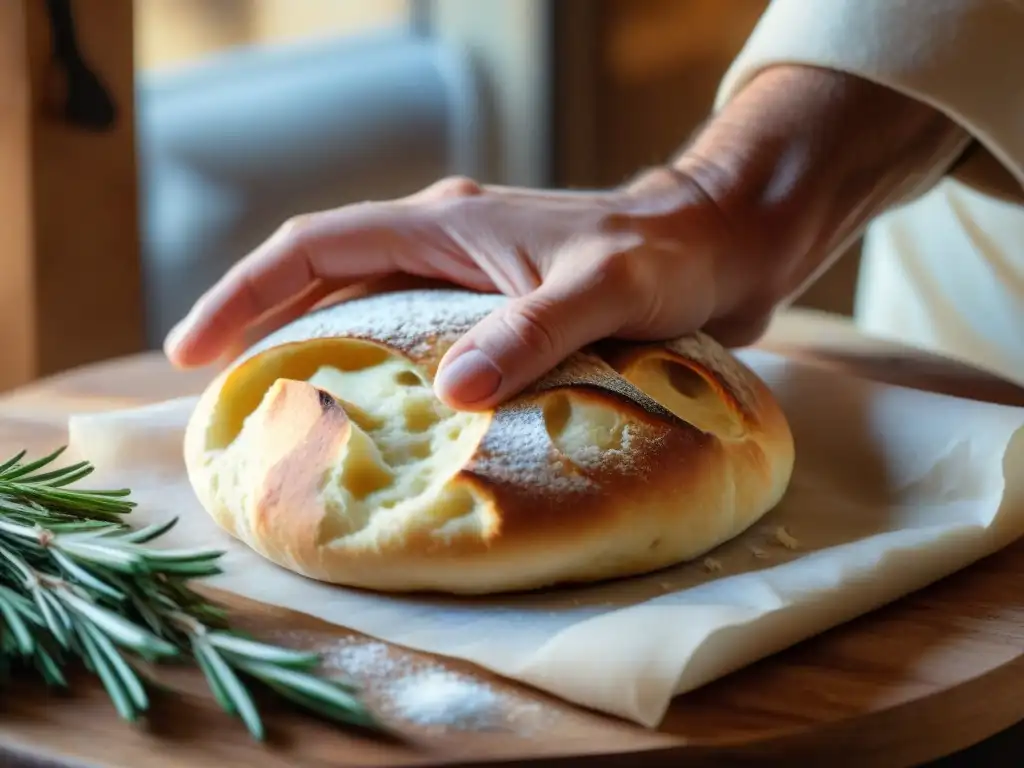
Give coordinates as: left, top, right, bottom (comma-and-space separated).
433, 268, 634, 410
701, 305, 777, 349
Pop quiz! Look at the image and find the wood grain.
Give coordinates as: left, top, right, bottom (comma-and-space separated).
0, 0, 145, 394
0, 309, 1023, 767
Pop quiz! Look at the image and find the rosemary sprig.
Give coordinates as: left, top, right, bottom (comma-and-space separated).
0, 446, 378, 739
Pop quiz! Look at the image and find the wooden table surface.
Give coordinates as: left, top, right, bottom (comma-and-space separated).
2, 308, 1024, 768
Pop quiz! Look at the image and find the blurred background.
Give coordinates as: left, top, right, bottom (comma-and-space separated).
1, 0, 860, 393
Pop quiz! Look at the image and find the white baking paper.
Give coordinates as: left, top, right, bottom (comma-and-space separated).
61, 350, 1024, 728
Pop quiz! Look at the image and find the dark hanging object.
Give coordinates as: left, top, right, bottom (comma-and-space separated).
45, 0, 117, 131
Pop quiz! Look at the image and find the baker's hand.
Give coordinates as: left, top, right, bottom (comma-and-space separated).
164, 65, 965, 411
162, 172, 758, 410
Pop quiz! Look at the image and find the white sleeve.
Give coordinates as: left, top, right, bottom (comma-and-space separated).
715, 0, 1024, 195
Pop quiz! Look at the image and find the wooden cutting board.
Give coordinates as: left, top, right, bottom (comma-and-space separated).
2, 309, 1024, 768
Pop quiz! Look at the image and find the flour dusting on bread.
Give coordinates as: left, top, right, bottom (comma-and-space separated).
244, 290, 505, 363
183, 288, 796, 595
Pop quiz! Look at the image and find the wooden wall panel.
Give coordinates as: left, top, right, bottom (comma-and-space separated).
0, 0, 145, 392
134, 0, 409, 73
0, 1, 35, 393
554, 0, 862, 317
597, 0, 768, 186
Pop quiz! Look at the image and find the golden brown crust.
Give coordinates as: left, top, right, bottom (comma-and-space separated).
247, 380, 353, 571
183, 289, 795, 594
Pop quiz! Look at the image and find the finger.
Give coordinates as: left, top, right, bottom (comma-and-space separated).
483, 185, 621, 205
404, 174, 618, 206
400, 175, 483, 203
702, 306, 776, 349
224, 279, 345, 360
432, 251, 638, 410
166, 280, 343, 368
170, 274, 480, 369
165, 214, 492, 367
165, 206, 421, 367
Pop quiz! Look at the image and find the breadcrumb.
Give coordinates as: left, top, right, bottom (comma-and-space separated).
702, 557, 723, 573
773, 525, 799, 551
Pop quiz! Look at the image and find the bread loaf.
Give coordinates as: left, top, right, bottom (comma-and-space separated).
183, 289, 795, 594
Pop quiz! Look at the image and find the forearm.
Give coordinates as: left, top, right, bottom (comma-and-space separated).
717, 0, 1024, 200
626, 65, 970, 327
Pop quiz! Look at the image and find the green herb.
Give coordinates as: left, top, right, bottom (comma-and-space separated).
0, 446, 378, 739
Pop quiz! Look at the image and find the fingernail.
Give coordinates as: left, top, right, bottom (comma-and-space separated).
163, 319, 190, 359
435, 348, 502, 405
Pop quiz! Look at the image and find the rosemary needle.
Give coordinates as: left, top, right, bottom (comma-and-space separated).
0, 446, 380, 738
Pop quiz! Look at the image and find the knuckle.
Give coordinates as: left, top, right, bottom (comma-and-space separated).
585, 246, 668, 330
624, 165, 687, 198
500, 301, 562, 360
594, 248, 634, 280
427, 175, 484, 200
274, 214, 313, 244
593, 248, 648, 297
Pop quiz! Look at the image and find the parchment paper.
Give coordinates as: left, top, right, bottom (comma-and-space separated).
63, 350, 1024, 728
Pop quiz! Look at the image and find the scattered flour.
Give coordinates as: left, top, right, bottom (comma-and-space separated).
318, 638, 546, 732
326, 639, 402, 677
388, 669, 502, 729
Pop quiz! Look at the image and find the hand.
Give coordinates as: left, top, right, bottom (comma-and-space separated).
164, 65, 966, 411
163, 174, 753, 409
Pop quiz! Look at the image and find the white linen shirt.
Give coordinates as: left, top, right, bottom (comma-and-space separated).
715, 0, 1024, 383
